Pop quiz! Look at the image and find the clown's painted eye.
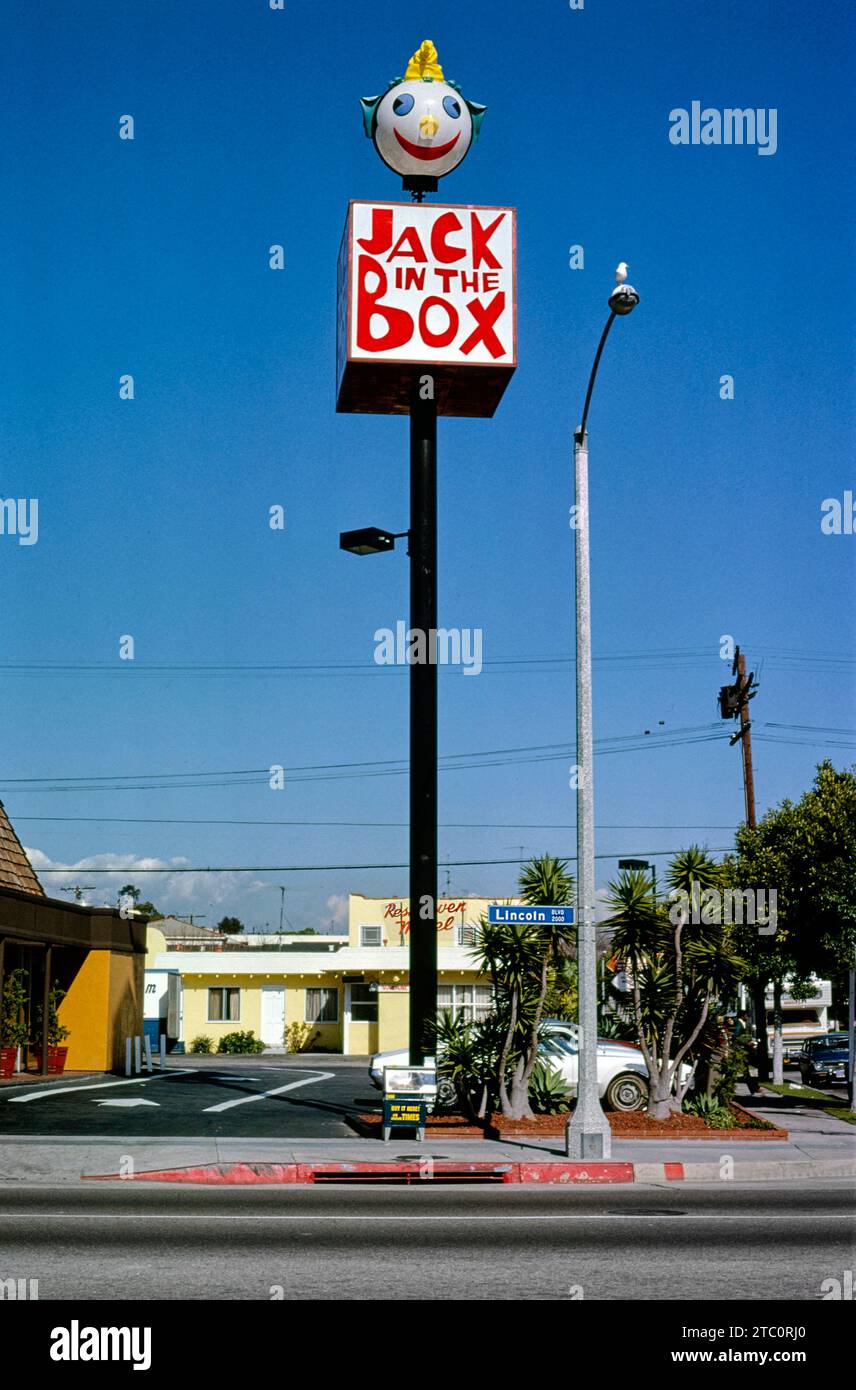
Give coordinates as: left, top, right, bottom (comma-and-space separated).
393, 94, 415, 116
443, 96, 461, 119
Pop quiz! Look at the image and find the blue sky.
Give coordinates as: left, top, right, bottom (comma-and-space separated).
2, 0, 853, 929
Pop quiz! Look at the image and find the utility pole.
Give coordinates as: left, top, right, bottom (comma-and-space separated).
718, 644, 758, 828
736, 649, 756, 830
717, 645, 768, 1076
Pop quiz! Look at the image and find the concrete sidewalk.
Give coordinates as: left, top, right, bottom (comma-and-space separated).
1, 1078, 852, 1186
0, 1126, 852, 1185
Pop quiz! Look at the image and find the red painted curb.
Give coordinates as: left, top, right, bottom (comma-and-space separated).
86, 1159, 639, 1186
664, 1163, 685, 1180
517, 1163, 635, 1185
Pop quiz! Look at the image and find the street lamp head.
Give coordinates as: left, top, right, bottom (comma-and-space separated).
339, 526, 399, 556
608, 283, 640, 316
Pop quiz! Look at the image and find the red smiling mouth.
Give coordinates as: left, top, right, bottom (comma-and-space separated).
394, 128, 461, 162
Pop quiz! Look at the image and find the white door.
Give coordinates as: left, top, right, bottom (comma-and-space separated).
260, 986, 286, 1046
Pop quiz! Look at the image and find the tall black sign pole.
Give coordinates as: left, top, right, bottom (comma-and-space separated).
345, 40, 504, 1065
408, 374, 438, 1065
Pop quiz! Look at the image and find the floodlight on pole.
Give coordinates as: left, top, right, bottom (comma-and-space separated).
339, 527, 408, 556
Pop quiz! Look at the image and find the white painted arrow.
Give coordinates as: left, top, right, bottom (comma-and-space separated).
93, 1098, 161, 1108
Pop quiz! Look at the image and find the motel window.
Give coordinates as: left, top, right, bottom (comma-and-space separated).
350, 983, 378, 1023
457, 923, 476, 947
437, 985, 492, 1024
360, 924, 382, 946
306, 987, 339, 1024
208, 987, 240, 1023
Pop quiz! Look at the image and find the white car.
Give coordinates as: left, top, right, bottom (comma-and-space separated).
369, 1023, 685, 1112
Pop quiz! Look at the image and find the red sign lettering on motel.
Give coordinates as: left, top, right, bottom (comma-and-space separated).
337, 200, 516, 417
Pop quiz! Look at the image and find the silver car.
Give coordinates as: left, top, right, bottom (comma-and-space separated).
369, 1024, 674, 1112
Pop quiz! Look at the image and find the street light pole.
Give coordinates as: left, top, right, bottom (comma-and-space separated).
409, 375, 438, 1066
566, 274, 639, 1160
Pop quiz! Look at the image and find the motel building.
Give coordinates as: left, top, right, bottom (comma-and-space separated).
146, 894, 522, 1055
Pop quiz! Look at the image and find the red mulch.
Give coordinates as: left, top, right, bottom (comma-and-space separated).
355, 1101, 787, 1141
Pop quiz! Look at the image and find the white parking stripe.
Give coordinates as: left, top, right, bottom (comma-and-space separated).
202, 1071, 336, 1113
5, 1072, 194, 1103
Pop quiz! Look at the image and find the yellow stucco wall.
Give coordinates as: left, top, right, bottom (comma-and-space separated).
182, 973, 262, 1045
377, 989, 409, 1052
59, 951, 111, 1071
286, 981, 342, 1050
58, 949, 144, 1071
347, 895, 518, 949
167, 967, 488, 1056
145, 927, 167, 964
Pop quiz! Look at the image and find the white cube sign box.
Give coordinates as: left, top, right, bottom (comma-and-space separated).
337, 200, 517, 417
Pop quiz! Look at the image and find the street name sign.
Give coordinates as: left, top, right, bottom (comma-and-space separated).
336, 200, 517, 416
488, 905, 576, 926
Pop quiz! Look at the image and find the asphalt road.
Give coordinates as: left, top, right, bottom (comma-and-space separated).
0, 1059, 373, 1139
1, 1181, 853, 1301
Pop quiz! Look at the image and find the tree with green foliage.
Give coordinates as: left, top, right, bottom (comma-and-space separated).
217, 916, 245, 935
731, 761, 856, 1083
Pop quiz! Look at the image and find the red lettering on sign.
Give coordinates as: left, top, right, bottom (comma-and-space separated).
460, 292, 506, 358
471, 211, 505, 270
387, 225, 427, 262
356, 256, 413, 352
419, 296, 459, 349
356, 206, 393, 256
430, 211, 466, 264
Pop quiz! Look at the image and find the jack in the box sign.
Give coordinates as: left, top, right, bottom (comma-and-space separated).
337, 202, 516, 416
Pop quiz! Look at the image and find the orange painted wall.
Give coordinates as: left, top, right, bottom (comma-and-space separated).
58, 950, 144, 1071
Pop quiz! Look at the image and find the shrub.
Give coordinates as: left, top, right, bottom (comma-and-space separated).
284, 1021, 320, 1053
189, 1035, 214, 1054
529, 1061, 572, 1114
684, 1093, 734, 1128
217, 1030, 265, 1054
34, 982, 70, 1046
1, 969, 31, 1049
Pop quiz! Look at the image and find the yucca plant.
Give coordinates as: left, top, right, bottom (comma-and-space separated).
529, 1061, 572, 1114
684, 1092, 734, 1129
474, 855, 576, 1119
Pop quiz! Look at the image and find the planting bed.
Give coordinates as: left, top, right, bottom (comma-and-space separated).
353, 1101, 788, 1141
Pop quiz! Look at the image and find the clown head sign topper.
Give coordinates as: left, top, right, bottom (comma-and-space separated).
361, 40, 486, 194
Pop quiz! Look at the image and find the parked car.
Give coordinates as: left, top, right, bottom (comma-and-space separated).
799, 1033, 851, 1087
369, 1021, 685, 1112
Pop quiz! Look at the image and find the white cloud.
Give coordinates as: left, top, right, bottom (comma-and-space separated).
25, 847, 251, 914
325, 893, 348, 925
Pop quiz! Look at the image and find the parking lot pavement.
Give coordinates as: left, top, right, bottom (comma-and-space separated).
0, 1058, 380, 1139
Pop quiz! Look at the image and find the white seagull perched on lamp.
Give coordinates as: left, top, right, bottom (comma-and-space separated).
615, 261, 629, 284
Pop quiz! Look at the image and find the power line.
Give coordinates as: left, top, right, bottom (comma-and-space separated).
1, 723, 851, 795
35, 847, 734, 874
13, 816, 740, 829
0, 646, 852, 682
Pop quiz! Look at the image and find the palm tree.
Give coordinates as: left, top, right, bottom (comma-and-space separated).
606, 849, 745, 1118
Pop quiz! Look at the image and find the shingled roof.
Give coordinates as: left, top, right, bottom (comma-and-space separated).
0, 801, 45, 897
